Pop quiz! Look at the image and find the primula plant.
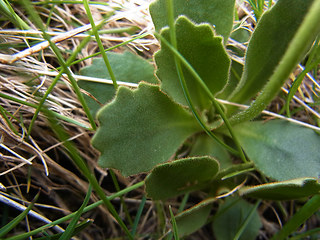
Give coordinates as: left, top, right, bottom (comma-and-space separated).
77, 0, 320, 238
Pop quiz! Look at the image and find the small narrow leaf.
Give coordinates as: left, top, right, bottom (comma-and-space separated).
240, 178, 320, 200
78, 51, 157, 117
175, 198, 216, 237
145, 157, 219, 200
213, 197, 261, 240
155, 16, 230, 110
233, 120, 320, 181
92, 83, 201, 176
149, 0, 235, 42
230, 0, 314, 104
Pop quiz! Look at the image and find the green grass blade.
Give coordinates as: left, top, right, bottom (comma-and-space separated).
109, 170, 133, 226
5, 181, 144, 240
0, 193, 39, 237
45, 111, 133, 239
131, 195, 146, 237
0, 105, 19, 135
271, 194, 320, 240
169, 206, 180, 240
289, 227, 320, 240
33, 220, 93, 240
0, 0, 30, 29
58, 185, 92, 240
83, 0, 118, 90
32, 1, 110, 6
286, 38, 320, 117
178, 193, 189, 213
27, 19, 109, 134
69, 32, 149, 67
0, 92, 90, 129
233, 200, 261, 240
20, 0, 97, 132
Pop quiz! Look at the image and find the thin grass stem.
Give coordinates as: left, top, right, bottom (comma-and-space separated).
83, 0, 118, 90
5, 181, 144, 240
0, 91, 91, 129
20, 0, 97, 133
45, 111, 133, 239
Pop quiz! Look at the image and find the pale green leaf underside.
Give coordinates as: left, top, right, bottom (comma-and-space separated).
240, 178, 320, 200
233, 120, 320, 181
145, 157, 219, 200
149, 0, 235, 43
230, 0, 314, 104
78, 51, 157, 117
213, 197, 261, 240
155, 16, 230, 110
92, 83, 201, 176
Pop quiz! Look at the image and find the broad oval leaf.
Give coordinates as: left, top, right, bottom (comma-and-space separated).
145, 157, 219, 200
155, 16, 230, 110
212, 197, 262, 240
240, 178, 320, 200
78, 51, 157, 117
149, 0, 235, 43
175, 197, 216, 237
92, 83, 201, 176
229, 0, 314, 104
233, 120, 320, 181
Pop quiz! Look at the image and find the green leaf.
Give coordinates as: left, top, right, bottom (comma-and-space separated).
92, 83, 201, 176
189, 133, 232, 170
175, 198, 216, 237
78, 51, 157, 117
149, 0, 235, 43
240, 178, 320, 200
154, 16, 230, 110
212, 197, 261, 240
145, 157, 219, 200
233, 120, 320, 181
229, 0, 315, 104
59, 186, 92, 240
